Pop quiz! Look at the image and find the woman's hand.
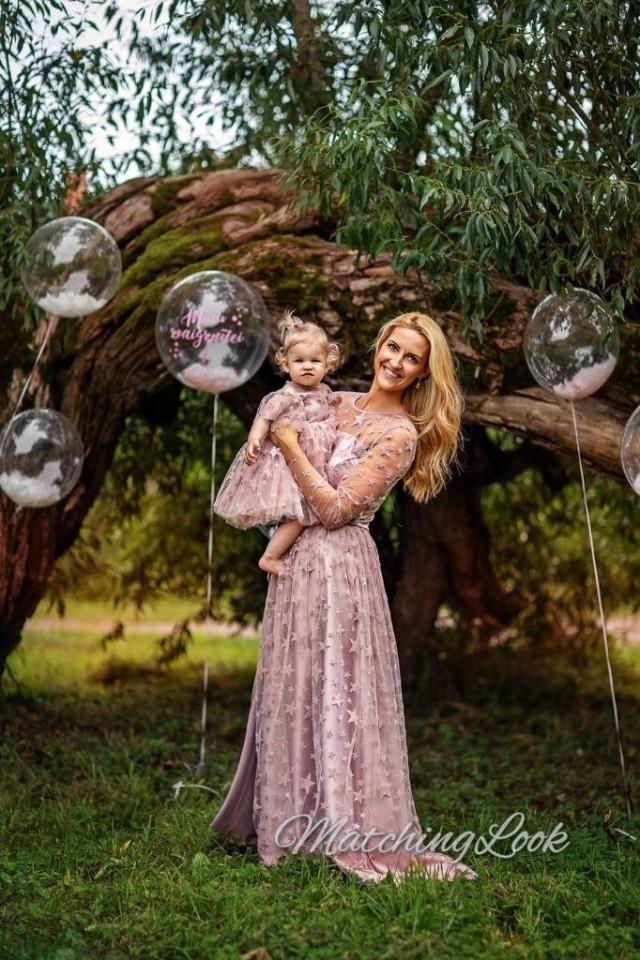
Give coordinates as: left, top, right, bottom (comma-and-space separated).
269, 424, 301, 455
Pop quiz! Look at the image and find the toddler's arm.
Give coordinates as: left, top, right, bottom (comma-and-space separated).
245, 389, 301, 465
245, 416, 271, 465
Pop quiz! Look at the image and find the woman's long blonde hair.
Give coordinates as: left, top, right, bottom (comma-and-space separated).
370, 313, 464, 503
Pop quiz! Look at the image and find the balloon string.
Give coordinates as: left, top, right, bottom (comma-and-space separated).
570, 401, 632, 819
0, 315, 56, 465
198, 659, 208, 771
205, 394, 219, 620
13, 317, 56, 418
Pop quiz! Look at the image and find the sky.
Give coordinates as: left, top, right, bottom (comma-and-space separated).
48, 0, 235, 180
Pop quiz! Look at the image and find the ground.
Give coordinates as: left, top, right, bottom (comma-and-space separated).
1, 599, 639, 959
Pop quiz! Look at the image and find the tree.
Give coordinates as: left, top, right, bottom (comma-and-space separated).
123, 1, 640, 328
2, 2, 640, 689
1, 167, 637, 687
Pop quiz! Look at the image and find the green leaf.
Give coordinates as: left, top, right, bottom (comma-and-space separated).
440, 23, 461, 42
479, 43, 489, 79
424, 68, 453, 90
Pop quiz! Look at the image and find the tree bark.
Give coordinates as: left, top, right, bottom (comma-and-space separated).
391, 424, 558, 703
288, 0, 328, 109
0, 167, 636, 675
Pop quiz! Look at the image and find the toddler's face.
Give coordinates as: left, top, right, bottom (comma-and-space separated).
283, 339, 329, 387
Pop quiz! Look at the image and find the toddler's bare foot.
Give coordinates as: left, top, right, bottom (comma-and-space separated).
259, 554, 287, 577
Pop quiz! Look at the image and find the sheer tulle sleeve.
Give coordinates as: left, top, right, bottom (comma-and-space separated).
255, 390, 297, 423
283, 423, 418, 530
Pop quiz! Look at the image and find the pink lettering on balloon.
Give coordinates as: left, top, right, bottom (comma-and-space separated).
170, 309, 246, 351
182, 306, 229, 329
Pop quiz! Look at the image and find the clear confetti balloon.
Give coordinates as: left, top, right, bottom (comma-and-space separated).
155, 271, 271, 395
21, 216, 122, 317
0, 410, 84, 507
621, 406, 640, 497
523, 289, 619, 400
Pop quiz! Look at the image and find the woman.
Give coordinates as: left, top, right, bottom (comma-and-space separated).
211, 312, 478, 884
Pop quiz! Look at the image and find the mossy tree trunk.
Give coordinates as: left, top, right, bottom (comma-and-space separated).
1, 168, 637, 680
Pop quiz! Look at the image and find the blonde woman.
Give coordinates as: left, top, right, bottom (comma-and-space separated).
211, 313, 478, 885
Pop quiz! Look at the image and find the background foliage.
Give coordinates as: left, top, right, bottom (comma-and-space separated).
279, 0, 640, 332
3, 0, 640, 648
4, 1, 639, 337
46, 390, 269, 628
481, 431, 640, 652
47, 407, 640, 653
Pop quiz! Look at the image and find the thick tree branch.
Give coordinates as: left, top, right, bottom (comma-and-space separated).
464, 388, 628, 479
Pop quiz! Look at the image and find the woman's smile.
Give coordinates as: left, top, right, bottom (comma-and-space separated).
376, 330, 429, 390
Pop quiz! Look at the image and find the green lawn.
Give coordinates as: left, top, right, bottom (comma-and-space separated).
34, 595, 211, 623
1, 608, 639, 959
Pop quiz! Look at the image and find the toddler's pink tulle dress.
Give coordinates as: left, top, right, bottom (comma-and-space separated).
213, 381, 341, 529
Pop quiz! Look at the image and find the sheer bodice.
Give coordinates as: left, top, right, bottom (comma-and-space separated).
282, 390, 418, 530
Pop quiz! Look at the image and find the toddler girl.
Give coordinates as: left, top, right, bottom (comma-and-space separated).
213, 310, 342, 576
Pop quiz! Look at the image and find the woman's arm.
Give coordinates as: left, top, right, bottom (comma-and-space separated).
271, 424, 417, 530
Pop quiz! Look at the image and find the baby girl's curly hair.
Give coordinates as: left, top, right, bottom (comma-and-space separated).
273, 309, 342, 375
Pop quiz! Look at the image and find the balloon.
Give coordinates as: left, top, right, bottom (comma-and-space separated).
21, 216, 122, 317
523, 289, 619, 400
621, 406, 640, 496
155, 270, 271, 395
0, 410, 84, 507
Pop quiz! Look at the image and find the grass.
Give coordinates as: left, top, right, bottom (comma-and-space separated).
32, 594, 217, 626
1, 604, 640, 959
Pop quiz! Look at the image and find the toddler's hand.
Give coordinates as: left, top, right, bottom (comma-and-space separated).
245, 437, 262, 465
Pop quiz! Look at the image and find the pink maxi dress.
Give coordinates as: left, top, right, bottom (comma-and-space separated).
210, 390, 478, 884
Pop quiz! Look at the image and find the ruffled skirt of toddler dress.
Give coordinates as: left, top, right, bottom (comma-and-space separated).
213, 409, 337, 530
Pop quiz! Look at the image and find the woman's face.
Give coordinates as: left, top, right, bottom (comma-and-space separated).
374, 327, 430, 395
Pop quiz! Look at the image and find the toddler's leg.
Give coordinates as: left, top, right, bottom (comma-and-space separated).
258, 519, 304, 577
